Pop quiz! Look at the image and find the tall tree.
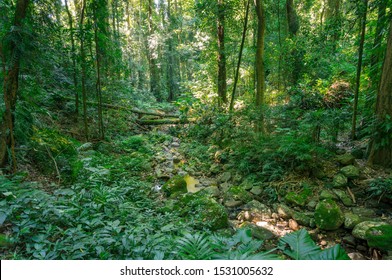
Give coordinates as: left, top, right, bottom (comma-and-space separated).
254, 0, 266, 133
217, 0, 227, 106
351, 0, 368, 140
286, 0, 301, 85
368, 18, 392, 167
370, 0, 388, 78
79, 0, 89, 140
0, 0, 30, 172
324, 0, 341, 52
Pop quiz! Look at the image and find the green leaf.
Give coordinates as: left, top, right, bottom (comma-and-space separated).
0, 212, 7, 225
308, 244, 350, 260
278, 229, 320, 260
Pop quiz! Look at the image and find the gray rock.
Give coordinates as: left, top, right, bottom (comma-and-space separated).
209, 164, 220, 174
243, 200, 272, 218
337, 153, 355, 166
352, 221, 389, 240
224, 200, 243, 208
307, 200, 318, 210
342, 235, 356, 246
171, 142, 180, 148
333, 173, 348, 188
274, 203, 293, 219
344, 212, 361, 229
219, 172, 232, 183
78, 142, 93, 152
352, 207, 376, 218
348, 252, 366, 260
250, 186, 263, 196
333, 189, 354, 206
220, 182, 231, 192
292, 211, 313, 227
203, 186, 220, 198
340, 165, 360, 179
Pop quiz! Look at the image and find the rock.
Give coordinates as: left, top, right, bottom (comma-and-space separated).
352, 207, 376, 218
340, 165, 360, 179
337, 153, 355, 166
209, 164, 220, 174
307, 200, 318, 210
344, 213, 361, 229
332, 173, 348, 188
219, 172, 232, 183
333, 189, 354, 207
243, 200, 272, 219
172, 156, 181, 164
224, 186, 253, 204
203, 186, 220, 198
240, 222, 275, 240
319, 190, 338, 201
365, 224, 392, 251
284, 188, 312, 207
250, 186, 263, 196
320, 240, 327, 246
220, 182, 231, 192
182, 193, 228, 230
314, 199, 344, 230
342, 235, 356, 246
292, 211, 313, 227
225, 200, 243, 208
162, 175, 187, 196
275, 204, 293, 219
78, 142, 93, 152
289, 219, 300, 231
171, 142, 180, 148
352, 221, 389, 240
348, 252, 366, 260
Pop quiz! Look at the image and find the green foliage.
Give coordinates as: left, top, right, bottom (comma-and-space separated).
278, 229, 350, 260
367, 177, 392, 202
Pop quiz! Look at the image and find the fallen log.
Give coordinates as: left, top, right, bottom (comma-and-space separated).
58, 96, 180, 118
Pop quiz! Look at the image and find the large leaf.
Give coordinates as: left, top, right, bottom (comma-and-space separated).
278, 229, 320, 260
278, 229, 350, 260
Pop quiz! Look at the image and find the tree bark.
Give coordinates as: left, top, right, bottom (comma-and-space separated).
79, 0, 89, 140
0, 0, 30, 171
217, 0, 227, 106
254, 0, 266, 133
351, 0, 368, 140
368, 18, 392, 167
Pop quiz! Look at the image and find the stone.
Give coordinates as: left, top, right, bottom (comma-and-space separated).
340, 165, 360, 179
78, 142, 93, 152
319, 190, 338, 201
333, 189, 354, 206
225, 200, 243, 208
314, 199, 345, 230
289, 219, 299, 231
224, 186, 253, 203
219, 172, 232, 183
348, 252, 366, 260
209, 164, 220, 174
344, 212, 361, 229
275, 204, 293, 219
171, 142, 180, 147
292, 211, 313, 227
220, 182, 231, 192
250, 186, 263, 196
240, 222, 275, 240
332, 173, 348, 188
307, 200, 318, 210
337, 153, 355, 166
162, 175, 187, 196
284, 188, 312, 207
172, 156, 181, 164
352, 221, 389, 240
342, 235, 356, 246
365, 224, 392, 251
203, 186, 220, 198
352, 207, 376, 218
243, 200, 272, 218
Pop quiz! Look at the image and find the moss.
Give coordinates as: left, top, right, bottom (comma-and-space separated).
162, 175, 187, 196
0, 234, 12, 248
285, 188, 312, 207
314, 199, 344, 230
224, 186, 253, 203
365, 225, 392, 251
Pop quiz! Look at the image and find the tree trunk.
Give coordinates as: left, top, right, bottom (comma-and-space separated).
79, 0, 89, 140
0, 0, 30, 172
351, 0, 368, 140
368, 18, 392, 167
229, 0, 250, 112
286, 0, 301, 85
325, 0, 341, 52
370, 0, 388, 77
254, 0, 266, 133
217, 0, 227, 106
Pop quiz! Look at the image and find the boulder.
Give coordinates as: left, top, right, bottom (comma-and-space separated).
292, 211, 314, 227
340, 165, 360, 179
319, 190, 338, 201
352, 221, 389, 240
224, 186, 253, 204
332, 173, 348, 188
240, 222, 275, 241
314, 199, 344, 230
162, 175, 187, 196
284, 188, 312, 207
243, 200, 272, 219
336, 153, 355, 166
274, 203, 293, 219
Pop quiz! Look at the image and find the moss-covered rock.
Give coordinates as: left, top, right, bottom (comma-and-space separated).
284, 188, 312, 207
352, 221, 389, 240
181, 193, 228, 230
314, 199, 344, 230
319, 190, 338, 201
239, 222, 275, 240
224, 186, 253, 204
292, 211, 314, 227
333, 189, 354, 206
332, 173, 348, 188
162, 175, 187, 196
336, 153, 355, 166
365, 225, 392, 251
274, 203, 293, 219
340, 165, 360, 179
344, 212, 361, 229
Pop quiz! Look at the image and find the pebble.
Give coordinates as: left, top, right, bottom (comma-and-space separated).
320, 240, 327, 246
289, 219, 299, 231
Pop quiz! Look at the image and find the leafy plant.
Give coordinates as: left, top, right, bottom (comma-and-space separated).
368, 177, 392, 203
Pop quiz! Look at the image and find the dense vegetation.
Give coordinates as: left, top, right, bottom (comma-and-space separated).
1, 0, 392, 260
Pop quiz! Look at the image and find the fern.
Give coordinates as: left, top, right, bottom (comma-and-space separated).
176, 232, 214, 260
